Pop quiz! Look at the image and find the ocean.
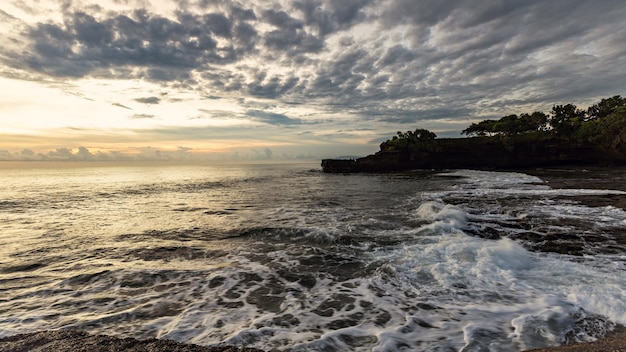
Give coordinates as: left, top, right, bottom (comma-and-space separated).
0, 162, 624, 351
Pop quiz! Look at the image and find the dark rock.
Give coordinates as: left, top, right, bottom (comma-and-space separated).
465, 226, 503, 240
537, 241, 585, 256
322, 137, 626, 173
0, 330, 264, 352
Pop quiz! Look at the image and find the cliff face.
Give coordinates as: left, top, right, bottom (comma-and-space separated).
322, 137, 626, 173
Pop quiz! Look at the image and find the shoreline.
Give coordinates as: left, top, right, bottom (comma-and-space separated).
498, 166, 626, 351
526, 330, 626, 352
0, 330, 262, 352
524, 166, 626, 250
523, 166, 626, 193
2, 330, 625, 352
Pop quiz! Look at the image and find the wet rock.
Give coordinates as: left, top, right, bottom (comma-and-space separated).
0, 330, 263, 352
465, 226, 503, 240
537, 241, 585, 256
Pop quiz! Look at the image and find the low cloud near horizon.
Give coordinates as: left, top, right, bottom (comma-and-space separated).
1, 0, 625, 160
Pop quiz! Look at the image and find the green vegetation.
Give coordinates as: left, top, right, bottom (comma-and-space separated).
381, 95, 626, 158
461, 95, 626, 148
379, 128, 438, 160
461, 111, 549, 136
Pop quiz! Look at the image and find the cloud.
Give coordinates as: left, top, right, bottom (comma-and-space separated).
252, 147, 273, 159
1, 0, 625, 156
261, 9, 324, 53
294, 0, 371, 36
46, 147, 93, 160
11, 7, 241, 79
134, 96, 161, 104
112, 102, 132, 110
196, 109, 239, 119
247, 74, 301, 98
245, 110, 302, 125
0, 146, 191, 161
131, 114, 155, 119
20, 149, 35, 156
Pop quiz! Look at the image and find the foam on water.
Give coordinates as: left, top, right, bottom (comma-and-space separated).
375, 232, 625, 349
389, 169, 626, 348
432, 169, 626, 198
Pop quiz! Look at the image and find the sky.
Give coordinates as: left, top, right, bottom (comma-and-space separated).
1, 0, 625, 161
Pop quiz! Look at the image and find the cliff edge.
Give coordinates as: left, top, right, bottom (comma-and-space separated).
322, 136, 626, 173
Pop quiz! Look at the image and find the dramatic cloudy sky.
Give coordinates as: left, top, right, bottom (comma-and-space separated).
1, 0, 625, 161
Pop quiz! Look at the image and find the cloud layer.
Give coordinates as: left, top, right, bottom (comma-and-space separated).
1, 0, 625, 159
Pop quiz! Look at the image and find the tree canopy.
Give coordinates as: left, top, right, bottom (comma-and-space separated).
462, 111, 550, 136
460, 95, 625, 142
380, 95, 626, 156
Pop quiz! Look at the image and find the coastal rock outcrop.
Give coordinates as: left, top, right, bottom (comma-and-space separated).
324, 95, 626, 173
322, 136, 626, 173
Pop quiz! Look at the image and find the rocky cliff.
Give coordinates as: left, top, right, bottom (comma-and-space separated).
322, 136, 626, 173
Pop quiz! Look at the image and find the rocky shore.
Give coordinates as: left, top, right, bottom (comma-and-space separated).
2, 329, 625, 352
0, 330, 262, 352
322, 143, 624, 175
528, 330, 626, 352
525, 167, 626, 209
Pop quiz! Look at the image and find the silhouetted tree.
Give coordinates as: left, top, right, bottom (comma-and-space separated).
550, 104, 585, 135
587, 95, 625, 120
519, 111, 549, 132
380, 128, 437, 155
462, 120, 498, 136
492, 114, 520, 136
462, 111, 548, 137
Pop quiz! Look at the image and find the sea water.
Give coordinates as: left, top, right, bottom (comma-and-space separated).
0, 162, 624, 351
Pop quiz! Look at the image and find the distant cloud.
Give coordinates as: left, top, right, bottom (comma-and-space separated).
112, 102, 131, 110
63, 90, 94, 101
47, 147, 96, 160
0, 146, 196, 162
134, 97, 160, 104
252, 147, 273, 159
196, 109, 238, 119
131, 114, 155, 119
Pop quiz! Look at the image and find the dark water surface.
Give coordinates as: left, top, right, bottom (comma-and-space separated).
1, 162, 625, 351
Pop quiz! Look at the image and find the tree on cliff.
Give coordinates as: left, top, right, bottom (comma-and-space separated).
549, 103, 586, 135
587, 95, 625, 120
380, 95, 624, 157
576, 104, 626, 151
461, 120, 497, 136
323, 94, 626, 174
380, 128, 437, 159
461, 111, 548, 137
459, 95, 625, 151
583, 96, 626, 151
519, 111, 549, 132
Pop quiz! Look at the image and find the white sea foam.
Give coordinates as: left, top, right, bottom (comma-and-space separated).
429, 169, 626, 201
371, 204, 626, 349
415, 201, 467, 234
568, 285, 626, 325
440, 169, 547, 187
